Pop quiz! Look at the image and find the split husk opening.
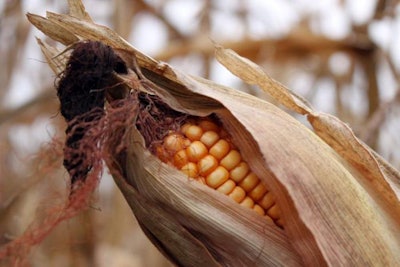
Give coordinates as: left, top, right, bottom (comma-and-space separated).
103, 71, 300, 266
13, 0, 400, 266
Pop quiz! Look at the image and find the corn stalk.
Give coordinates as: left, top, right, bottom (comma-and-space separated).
25, 0, 400, 266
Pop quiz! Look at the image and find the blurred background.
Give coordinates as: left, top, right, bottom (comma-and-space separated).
1, 0, 399, 266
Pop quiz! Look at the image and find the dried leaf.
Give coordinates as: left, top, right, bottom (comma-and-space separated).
35, 38, 66, 75
27, 13, 79, 45
308, 112, 400, 203
214, 46, 400, 201
67, 0, 92, 21
214, 45, 313, 115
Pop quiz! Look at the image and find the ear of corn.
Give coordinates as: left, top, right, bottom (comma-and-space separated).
28, 1, 400, 266
156, 118, 283, 227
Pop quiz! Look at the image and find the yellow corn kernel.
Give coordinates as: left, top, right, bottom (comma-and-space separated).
258, 191, 275, 210
229, 186, 246, 203
180, 123, 191, 135
209, 139, 230, 160
238, 172, 259, 192
198, 155, 218, 176
164, 133, 189, 152
248, 182, 268, 202
267, 203, 280, 220
216, 180, 236, 195
173, 149, 188, 168
181, 162, 198, 178
230, 162, 249, 183
198, 120, 219, 132
264, 215, 275, 224
240, 196, 255, 209
184, 125, 203, 141
156, 119, 283, 228
253, 204, 265, 216
186, 141, 208, 162
206, 166, 229, 188
156, 146, 169, 163
200, 131, 220, 148
220, 150, 241, 171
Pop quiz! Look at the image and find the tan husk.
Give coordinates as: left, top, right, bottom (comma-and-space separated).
175, 74, 400, 266
215, 46, 400, 204
109, 124, 302, 266
28, 0, 400, 266
213, 47, 400, 264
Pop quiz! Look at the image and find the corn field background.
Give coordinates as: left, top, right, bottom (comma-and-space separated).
1, 0, 399, 266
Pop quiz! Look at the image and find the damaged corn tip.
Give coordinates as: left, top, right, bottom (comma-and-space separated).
156, 118, 283, 228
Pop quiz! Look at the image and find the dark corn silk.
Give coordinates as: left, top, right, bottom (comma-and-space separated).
57, 41, 128, 185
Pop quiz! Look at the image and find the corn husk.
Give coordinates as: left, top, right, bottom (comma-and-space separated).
27, 0, 400, 266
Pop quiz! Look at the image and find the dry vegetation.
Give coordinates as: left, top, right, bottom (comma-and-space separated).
0, 0, 399, 266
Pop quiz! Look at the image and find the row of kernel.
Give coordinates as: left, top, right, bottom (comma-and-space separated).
181, 120, 276, 219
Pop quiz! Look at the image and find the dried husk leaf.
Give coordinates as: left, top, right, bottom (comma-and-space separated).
28, 1, 400, 266
66, 0, 92, 21
27, 13, 79, 46
308, 113, 400, 201
174, 74, 400, 266
111, 170, 223, 267
108, 127, 302, 266
214, 46, 400, 265
27, 11, 178, 82
215, 46, 400, 223
35, 38, 68, 75
214, 45, 313, 115
215, 46, 400, 203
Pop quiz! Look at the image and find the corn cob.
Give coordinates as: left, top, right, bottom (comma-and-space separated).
156, 118, 283, 227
